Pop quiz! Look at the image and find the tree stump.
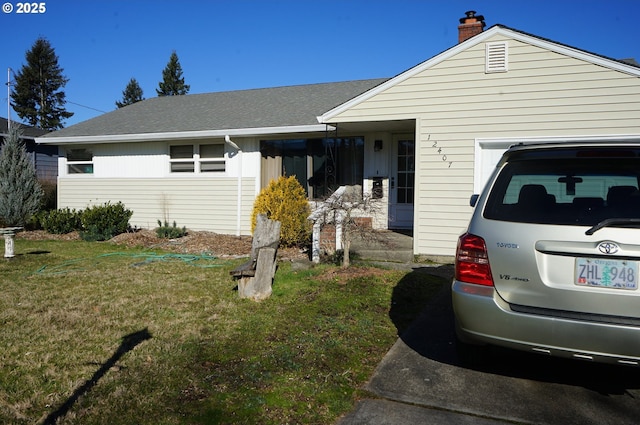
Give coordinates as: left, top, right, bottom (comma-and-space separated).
230, 214, 281, 301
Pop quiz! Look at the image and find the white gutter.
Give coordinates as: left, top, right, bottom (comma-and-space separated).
35, 124, 336, 145
224, 135, 242, 238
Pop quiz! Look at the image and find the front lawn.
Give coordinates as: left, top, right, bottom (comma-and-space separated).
0, 238, 445, 424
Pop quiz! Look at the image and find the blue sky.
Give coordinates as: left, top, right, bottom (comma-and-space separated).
2, 0, 639, 126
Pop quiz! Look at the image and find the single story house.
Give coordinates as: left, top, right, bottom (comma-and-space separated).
1, 117, 56, 181
37, 12, 640, 260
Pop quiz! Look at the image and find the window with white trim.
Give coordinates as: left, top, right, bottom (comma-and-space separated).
67, 148, 94, 174
170, 145, 195, 172
199, 144, 225, 172
170, 143, 226, 173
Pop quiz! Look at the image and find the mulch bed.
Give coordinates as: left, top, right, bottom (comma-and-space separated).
17, 229, 309, 261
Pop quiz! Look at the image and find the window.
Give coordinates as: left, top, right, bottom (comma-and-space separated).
396, 140, 415, 204
170, 143, 225, 173
261, 137, 364, 198
170, 145, 195, 173
67, 148, 93, 174
484, 156, 640, 225
199, 144, 225, 172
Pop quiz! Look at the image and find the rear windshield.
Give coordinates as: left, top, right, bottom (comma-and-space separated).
484, 157, 640, 225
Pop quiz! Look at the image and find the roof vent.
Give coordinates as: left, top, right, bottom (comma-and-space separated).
486, 42, 508, 73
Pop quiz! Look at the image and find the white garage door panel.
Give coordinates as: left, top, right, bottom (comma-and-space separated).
474, 141, 512, 194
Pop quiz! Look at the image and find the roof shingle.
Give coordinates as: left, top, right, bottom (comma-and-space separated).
42, 79, 388, 139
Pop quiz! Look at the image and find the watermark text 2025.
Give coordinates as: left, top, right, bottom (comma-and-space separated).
2, 2, 47, 14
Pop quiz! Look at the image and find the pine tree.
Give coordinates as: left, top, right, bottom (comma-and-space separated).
10, 37, 73, 130
156, 51, 190, 96
116, 77, 145, 108
0, 127, 44, 226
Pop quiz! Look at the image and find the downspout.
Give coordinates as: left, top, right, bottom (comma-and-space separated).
225, 135, 242, 237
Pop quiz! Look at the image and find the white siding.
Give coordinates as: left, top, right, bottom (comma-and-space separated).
94, 142, 167, 177
328, 33, 640, 257
58, 177, 257, 235
58, 138, 262, 180
57, 137, 264, 235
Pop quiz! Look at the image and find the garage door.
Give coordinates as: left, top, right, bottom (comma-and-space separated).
474, 140, 513, 194
475, 136, 640, 195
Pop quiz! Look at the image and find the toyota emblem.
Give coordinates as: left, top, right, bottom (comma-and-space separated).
597, 241, 620, 255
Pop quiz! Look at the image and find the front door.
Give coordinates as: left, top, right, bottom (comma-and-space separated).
389, 135, 415, 229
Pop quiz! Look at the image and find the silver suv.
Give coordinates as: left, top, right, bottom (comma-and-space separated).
452, 143, 640, 366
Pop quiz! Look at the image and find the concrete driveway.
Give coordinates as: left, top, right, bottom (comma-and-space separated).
338, 266, 640, 425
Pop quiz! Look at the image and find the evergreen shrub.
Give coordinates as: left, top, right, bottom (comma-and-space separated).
156, 220, 187, 239
251, 175, 311, 247
0, 127, 44, 226
39, 207, 82, 234
79, 201, 133, 241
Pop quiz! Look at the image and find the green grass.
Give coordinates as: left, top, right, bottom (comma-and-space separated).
0, 239, 445, 424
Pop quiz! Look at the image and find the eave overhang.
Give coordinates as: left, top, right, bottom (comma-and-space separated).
36, 124, 335, 145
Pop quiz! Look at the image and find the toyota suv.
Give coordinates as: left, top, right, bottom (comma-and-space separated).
452, 142, 640, 366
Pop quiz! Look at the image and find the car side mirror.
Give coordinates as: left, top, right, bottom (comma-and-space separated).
470, 194, 479, 207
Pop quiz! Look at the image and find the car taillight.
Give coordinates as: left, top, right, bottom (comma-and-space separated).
455, 233, 494, 286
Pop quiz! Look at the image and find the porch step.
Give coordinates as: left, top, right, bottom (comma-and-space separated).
352, 247, 414, 263
350, 230, 414, 263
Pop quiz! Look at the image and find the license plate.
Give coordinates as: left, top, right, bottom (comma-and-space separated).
575, 258, 638, 290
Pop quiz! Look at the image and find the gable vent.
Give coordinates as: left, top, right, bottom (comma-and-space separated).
486, 42, 508, 73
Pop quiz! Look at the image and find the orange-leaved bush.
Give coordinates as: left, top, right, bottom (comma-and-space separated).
251, 176, 311, 247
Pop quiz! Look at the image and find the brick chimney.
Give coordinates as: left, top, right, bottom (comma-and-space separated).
458, 10, 485, 43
